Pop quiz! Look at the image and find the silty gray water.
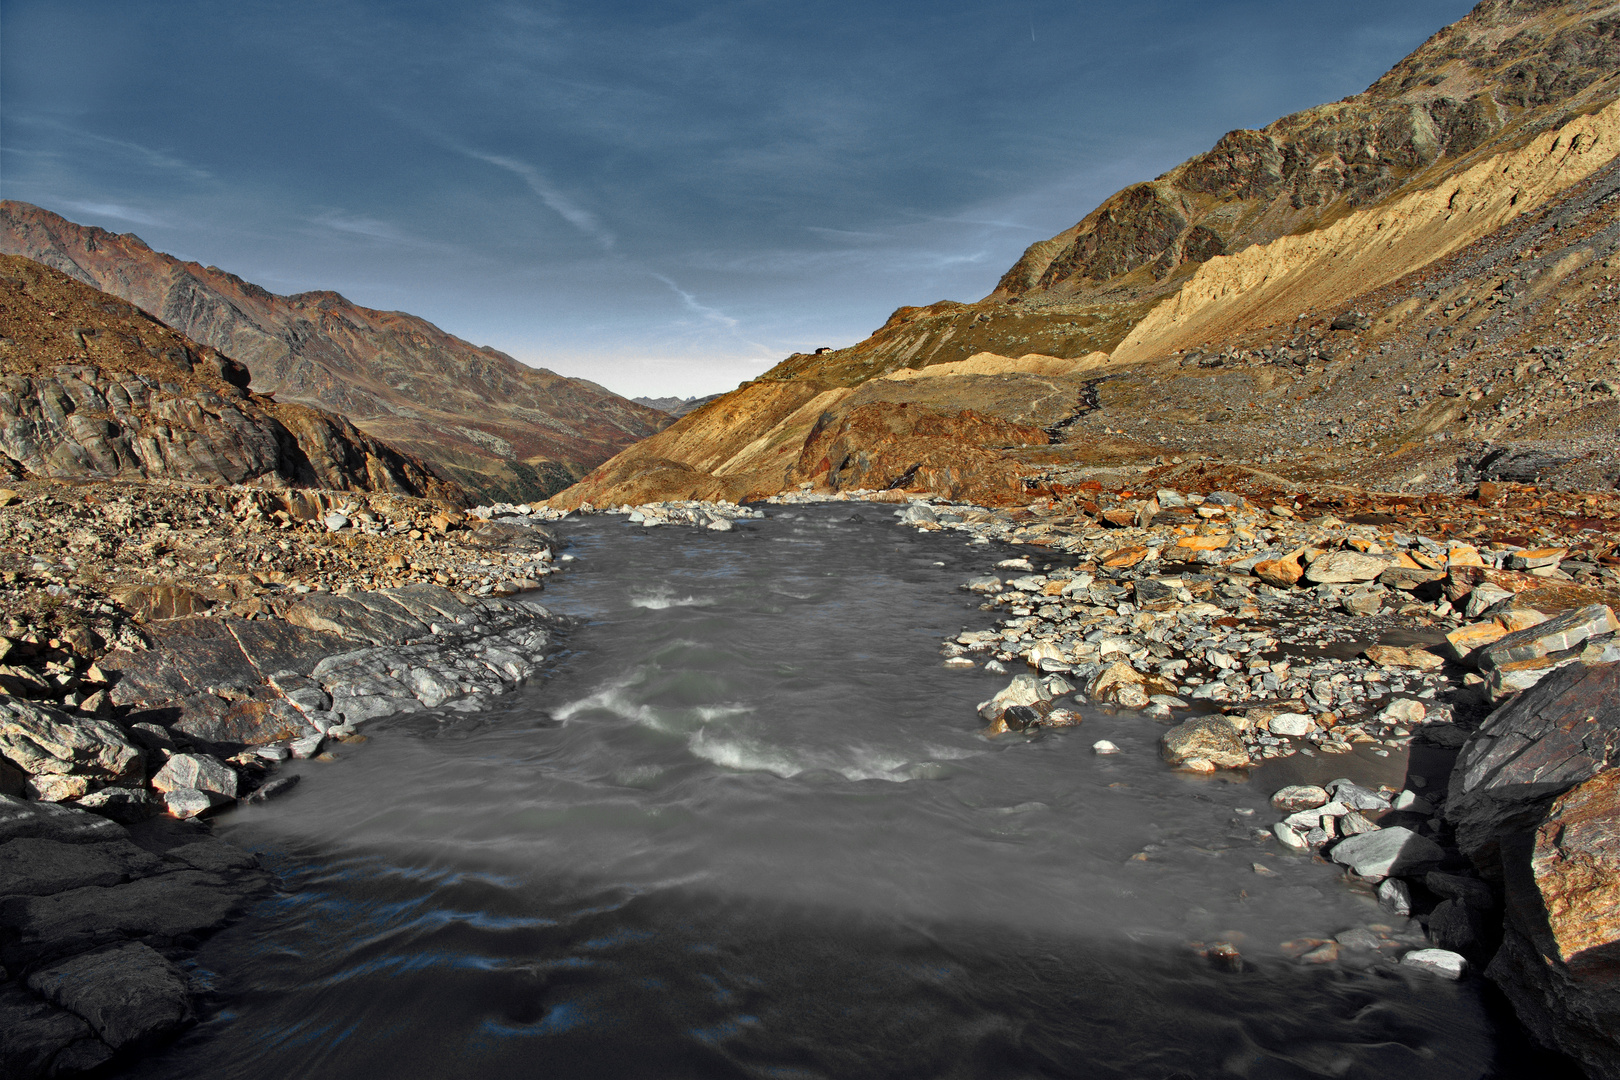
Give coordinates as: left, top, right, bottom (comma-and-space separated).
119, 506, 1527, 1079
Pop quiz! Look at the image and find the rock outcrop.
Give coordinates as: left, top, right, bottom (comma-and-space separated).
0, 204, 670, 502
1490, 767, 1620, 1077
1447, 660, 1620, 878
0, 256, 461, 501
0, 795, 270, 1077
1446, 658, 1620, 1076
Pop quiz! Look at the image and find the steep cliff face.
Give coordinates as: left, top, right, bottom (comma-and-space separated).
0, 255, 462, 502
552, 0, 1620, 510
0, 205, 670, 502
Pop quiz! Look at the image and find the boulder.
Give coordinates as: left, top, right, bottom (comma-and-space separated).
0, 697, 143, 799
25, 941, 195, 1051
1401, 949, 1468, 980
1488, 768, 1620, 1078
1447, 661, 1620, 878
1160, 716, 1249, 769
1328, 826, 1444, 879
1303, 551, 1390, 584
1271, 785, 1329, 812
149, 754, 238, 799
977, 674, 1043, 722
1253, 556, 1303, 587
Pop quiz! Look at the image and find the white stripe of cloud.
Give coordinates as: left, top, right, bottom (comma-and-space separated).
461, 148, 616, 250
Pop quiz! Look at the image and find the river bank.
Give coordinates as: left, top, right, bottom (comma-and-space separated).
2, 478, 1617, 1076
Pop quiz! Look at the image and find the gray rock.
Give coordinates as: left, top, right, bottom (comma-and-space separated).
0, 868, 264, 969
0, 980, 109, 1078
1447, 660, 1620, 877
978, 674, 1043, 721
0, 794, 125, 845
1477, 604, 1618, 670
71, 786, 159, 824
1268, 712, 1314, 737
1401, 948, 1468, 979
1304, 551, 1392, 584
1271, 785, 1329, 812
1426, 898, 1485, 951
149, 754, 237, 799
161, 789, 214, 820
1378, 877, 1413, 915
1161, 716, 1249, 769
0, 696, 143, 787
26, 942, 194, 1050
1329, 826, 1444, 879
1327, 779, 1392, 811
0, 837, 162, 896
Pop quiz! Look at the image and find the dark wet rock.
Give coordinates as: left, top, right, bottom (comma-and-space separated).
26, 941, 194, 1051
0, 980, 110, 1078
0, 837, 162, 896
1426, 898, 1485, 952
1328, 826, 1444, 880
1447, 661, 1620, 879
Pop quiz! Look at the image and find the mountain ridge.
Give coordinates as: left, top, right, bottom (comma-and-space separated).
549, 0, 1620, 511
0, 203, 671, 503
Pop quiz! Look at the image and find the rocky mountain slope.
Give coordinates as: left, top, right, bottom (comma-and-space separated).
0, 203, 670, 502
0, 255, 460, 502
552, 0, 1620, 511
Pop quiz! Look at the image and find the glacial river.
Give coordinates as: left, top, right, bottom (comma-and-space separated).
119, 507, 1559, 1079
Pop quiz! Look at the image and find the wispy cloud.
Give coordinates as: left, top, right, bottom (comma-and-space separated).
13, 116, 212, 181
60, 201, 168, 227
460, 148, 616, 250
805, 225, 892, 242
310, 211, 420, 244
651, 272, 738, 329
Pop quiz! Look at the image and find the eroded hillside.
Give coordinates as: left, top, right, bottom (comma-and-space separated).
0, 255, 462, 502
0, 204, 671, 502
552, 0, 1620, 510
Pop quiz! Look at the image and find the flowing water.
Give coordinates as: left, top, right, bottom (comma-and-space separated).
120, 507, 1546, 1079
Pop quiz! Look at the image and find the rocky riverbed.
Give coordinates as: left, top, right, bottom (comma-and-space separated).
4, 476, 1618, 1076
0, 478, 605, 1074
752, 478, 1620, 1077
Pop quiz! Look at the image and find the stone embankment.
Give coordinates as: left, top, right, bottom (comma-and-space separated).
805, 477, 1619, 1076
0, 481, 574, 1076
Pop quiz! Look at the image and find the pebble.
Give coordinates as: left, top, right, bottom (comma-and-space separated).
1091, 740, 1120, 755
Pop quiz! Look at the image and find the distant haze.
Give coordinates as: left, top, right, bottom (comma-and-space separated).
0, 0, 1474, 398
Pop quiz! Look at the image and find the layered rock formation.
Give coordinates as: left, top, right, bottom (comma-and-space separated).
1447, 661, 1620, 1075
0, 255, 460, 501
0, 204, 670, 502
552, 0, 1620, 510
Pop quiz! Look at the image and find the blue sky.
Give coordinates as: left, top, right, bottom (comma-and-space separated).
1, 0, 1475, 397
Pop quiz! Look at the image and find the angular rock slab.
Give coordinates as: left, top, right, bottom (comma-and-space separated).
0, 980, 109, 1079
1303, 551, 1391, 584
1447, 661, 1620, 877
26, 941, 194, 1050
0, 695, 143, 787
1476, 604, 1617, 670
1328, 826, 1443, 879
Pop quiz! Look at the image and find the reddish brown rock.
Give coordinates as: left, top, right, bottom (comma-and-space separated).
791, 402, 1046, 503
1490, 768, 1620, 1078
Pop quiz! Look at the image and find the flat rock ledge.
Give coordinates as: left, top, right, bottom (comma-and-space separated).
1, 574, 566, 1076
0, 795, 270, 1077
